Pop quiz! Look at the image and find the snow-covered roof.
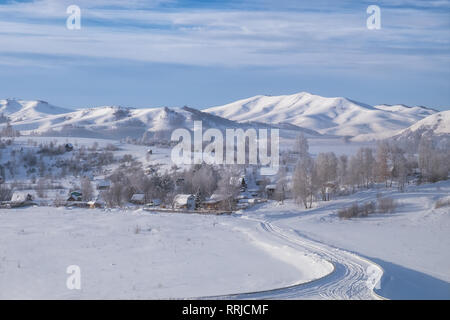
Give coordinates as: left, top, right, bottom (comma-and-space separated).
265, 184, 277, 190
209, 193, 230, 202
173, 194, 194, 205
11, 191, 34, 202
131, 194, 145, 201
150, 199, 161, 205
96, 180, 110, 187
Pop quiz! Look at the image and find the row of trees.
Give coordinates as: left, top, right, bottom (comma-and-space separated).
0, 122, 20, 138
292, 134, 449, 209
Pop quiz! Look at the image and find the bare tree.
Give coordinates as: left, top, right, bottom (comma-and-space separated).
375, 141, 390, 186
0, 185, 13, 201
418, 137, 449, 183
80, 177, 94, 201
337, 154, 348, 187
315, 152, 337, 201
102, 183, 126, 207
35, 178, 47, 198
292, 156, 317, 209
215, 168, 240, 210
294, 133, 309, 158
390, 144, 408, 191
275, 165, 288, 202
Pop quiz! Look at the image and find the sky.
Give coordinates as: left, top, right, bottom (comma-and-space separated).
0, 0, 449, 110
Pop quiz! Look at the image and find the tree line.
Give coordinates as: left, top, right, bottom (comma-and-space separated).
291, 134, 449, 209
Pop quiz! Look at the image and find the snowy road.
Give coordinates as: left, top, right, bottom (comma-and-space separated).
201, 217, 385, 300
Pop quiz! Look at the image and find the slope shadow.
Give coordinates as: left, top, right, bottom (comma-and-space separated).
372, 257, 450, 300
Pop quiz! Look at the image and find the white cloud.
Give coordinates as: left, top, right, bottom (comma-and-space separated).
0, 0, 448, 71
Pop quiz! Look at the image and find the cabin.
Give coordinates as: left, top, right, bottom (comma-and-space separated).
65, 143, 74, 152
265, 184, 277, 199
202, 198, 221, 211
96, 180, 110, 190
67, 191, 82, 202
237, 198, 257, 210
202, 193, 234, 211
175, 178, 185, 187
255, 179, 265, 186
11, 191, 34, 204
144, 199, 161, 208
130, 193, 145, 205
172, 194, 195, 210
247, 188, 259, 197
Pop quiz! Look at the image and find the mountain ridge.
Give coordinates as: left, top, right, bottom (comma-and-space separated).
203, 92, 438, 139
0, 93, 445, 141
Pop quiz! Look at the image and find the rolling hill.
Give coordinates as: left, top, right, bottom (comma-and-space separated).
0, 99, 320, 140
204, 92, 437, 140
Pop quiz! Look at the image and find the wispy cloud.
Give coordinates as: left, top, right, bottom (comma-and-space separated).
0, 0, 448, 71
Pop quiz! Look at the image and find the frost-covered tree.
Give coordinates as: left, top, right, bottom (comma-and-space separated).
375, 141, 390, 186
337, 154, 348, 187
315, 152, 337, 201
292, 155, 317, 209
215, 167, 240, 210
80, 177, 94, 201
293, 133, 309, 158
275, 165, 288, 202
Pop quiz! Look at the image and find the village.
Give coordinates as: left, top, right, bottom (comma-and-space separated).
2, 174, 273, 214
0, 136, 284, 214
0, 128, 448, 219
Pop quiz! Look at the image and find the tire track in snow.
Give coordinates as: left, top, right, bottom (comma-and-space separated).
198, 218, 385, 300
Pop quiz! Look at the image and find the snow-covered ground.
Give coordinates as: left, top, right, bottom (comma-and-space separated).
0, 135, 448, 300
242, 180, 450, 299
2, 180, 448, 299
0, 207, 331, 299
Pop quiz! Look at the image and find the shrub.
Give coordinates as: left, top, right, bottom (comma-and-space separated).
0, 185, 13, 201
362, 201, 376, 215
435, 197, 450, 209
338, 200, 383, 219
377, 197, 397, 213
338, 203, 364, 219
104, 143, 119, 151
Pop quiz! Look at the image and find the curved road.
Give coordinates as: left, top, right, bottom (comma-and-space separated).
201, 217, 385, 300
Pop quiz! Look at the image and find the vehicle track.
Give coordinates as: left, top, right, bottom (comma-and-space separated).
199, 218, 385, 300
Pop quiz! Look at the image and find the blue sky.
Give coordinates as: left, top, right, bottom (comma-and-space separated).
0, 0, 449, 110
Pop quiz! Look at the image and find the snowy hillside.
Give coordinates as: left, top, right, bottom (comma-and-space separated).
2, 95, 442, 141
391, 111, 450, 149
396, 110, 450, 136
204, 92, 437, 139
1, 99, 320, 140
0, 99, 71, 121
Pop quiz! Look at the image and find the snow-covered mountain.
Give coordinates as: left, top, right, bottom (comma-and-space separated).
388, 110, 450, 151
397, 110, 450, 136
1, 94, 445, 141
1, 99, 319, 140
204, 92, 437, 140
0, 99, 71, 121
393, 110, 450, 143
